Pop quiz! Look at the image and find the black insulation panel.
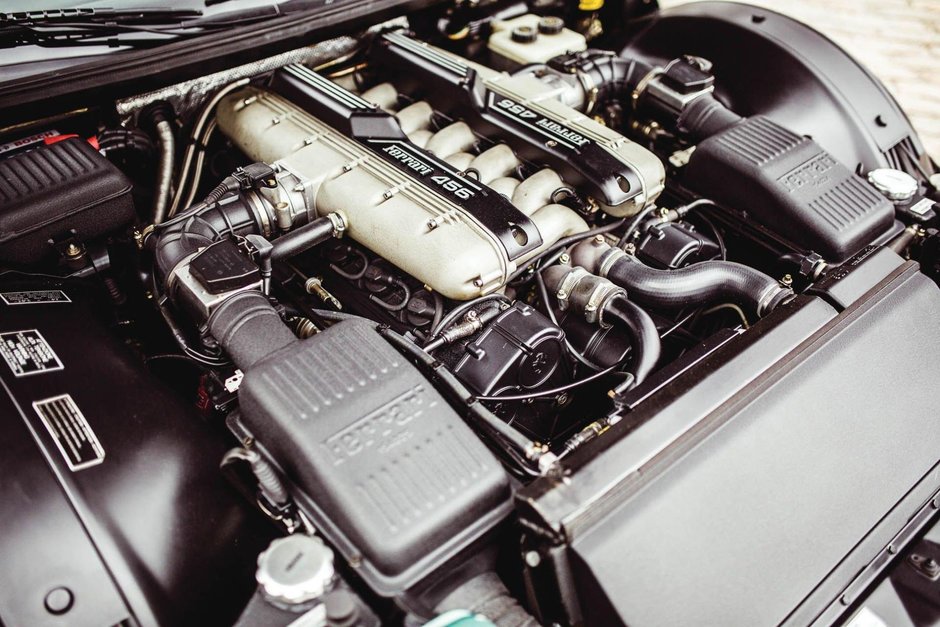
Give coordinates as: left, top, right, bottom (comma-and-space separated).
576, 268, 940, 625
0, 279, 272, 627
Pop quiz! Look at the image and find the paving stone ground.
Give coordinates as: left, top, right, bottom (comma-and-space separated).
658, 0, 940, 158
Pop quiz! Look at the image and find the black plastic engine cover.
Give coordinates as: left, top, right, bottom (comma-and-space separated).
453, 303, 566, 396
683, 115, 894, 262
0, 138, 135, 264
453, 303, 570, 441
620, 2, 927, 174
237, 319, 511, 594
0, 278, 272, 627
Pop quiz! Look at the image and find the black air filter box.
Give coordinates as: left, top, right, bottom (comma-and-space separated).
236, 319, 511, 593
0, 138, 134, 264
683, 116, 894, 262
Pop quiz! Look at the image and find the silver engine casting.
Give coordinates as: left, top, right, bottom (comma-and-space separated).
216, 50, 664, 300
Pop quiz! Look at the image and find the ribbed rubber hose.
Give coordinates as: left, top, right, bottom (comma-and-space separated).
603, 296, 661, 385
207, 291, 297, 370
676, 93, 744, 140
569, 53, 651, 113
603, 252, 791, 319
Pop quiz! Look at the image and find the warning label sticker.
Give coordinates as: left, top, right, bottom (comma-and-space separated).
0, 330, 64, 377
0, 290, 71, 305
34, 394, 105, 471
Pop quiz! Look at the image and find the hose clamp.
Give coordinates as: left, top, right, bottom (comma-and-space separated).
244, 191, 273, 238
576, 67, 599, 116
554, 266, 587, 311
598, 246, 628, 278
631, 67, 664, 112
554, 266, 625, 327
757, 285, 794, 318
327, 212, 347, 237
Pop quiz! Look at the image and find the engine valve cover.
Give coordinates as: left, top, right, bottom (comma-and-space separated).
373, 32, 666, 216
219, 82, 591, 299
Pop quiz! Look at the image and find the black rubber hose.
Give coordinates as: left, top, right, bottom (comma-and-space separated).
601, 250, 791, 319
271, 217, 339, 261
563, 53, 743, 140
603, 297, 661, 385
207, 290, 297, 370
677, 93, 743, 140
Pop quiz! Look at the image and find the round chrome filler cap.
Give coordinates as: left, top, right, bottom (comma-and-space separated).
256, 534, 335, 606
867, 168, 918, 203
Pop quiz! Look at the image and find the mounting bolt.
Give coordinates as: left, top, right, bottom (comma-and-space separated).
525, 551, 542, 567
559, 253, 571, 264
781, 273, 794, 287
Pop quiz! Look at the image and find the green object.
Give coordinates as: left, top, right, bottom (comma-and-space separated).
423, 609, 496, 627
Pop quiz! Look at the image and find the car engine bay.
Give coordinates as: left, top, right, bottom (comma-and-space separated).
2, 1, 940, 625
